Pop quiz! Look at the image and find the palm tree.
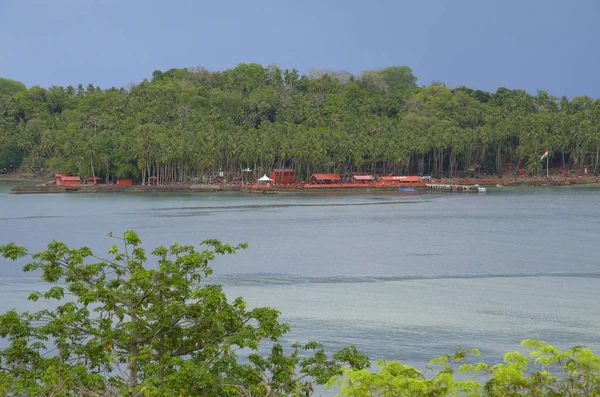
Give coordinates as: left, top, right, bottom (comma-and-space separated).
86, 147, 96, 183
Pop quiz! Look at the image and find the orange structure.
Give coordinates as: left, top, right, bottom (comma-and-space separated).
352, 175, 375, 183
270, 169, 294, 185
116, 179, 133, 186
87, 176, 103, 185
378, 176, 422, 185
54, 174, 66, 185
56, 175, 81, 186
310, 173, 341, 184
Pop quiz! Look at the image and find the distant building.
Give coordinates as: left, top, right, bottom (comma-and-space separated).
270, 169, 294, 185
352, 175, 375, 183
54, 174, 66, 185
86, 176, 103, 185
55, 174, 81, 186
378, 176, 422, 185
116, 179, 133, 186
310, 173, 341, 184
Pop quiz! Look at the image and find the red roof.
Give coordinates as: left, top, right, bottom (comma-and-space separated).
351, 171, 370, 176
312, 173, 341, 181
87, 176, 103, 180
353, 175, 375, 181
272, 169, 294, 174
379, 176, 422, 182
61, 176, 81, 181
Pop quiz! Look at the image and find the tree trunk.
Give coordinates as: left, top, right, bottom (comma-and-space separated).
130, 313, 139, 391
90, 156, 96, 183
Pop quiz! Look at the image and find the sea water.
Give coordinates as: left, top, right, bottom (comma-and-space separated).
1, 183, 599, 392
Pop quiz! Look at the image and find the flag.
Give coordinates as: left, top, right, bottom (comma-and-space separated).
540, 149, 549, 161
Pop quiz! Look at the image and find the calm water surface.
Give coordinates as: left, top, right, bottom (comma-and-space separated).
1, 182, 599, 381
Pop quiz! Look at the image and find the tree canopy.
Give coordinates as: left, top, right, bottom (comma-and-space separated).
0, 78, 26, 99
329, 340, 600, 396
1, 232, 599, 396
1, 65, 600, 182
0, 231, 369, 396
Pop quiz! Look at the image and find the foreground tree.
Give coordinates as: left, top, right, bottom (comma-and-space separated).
0, 232, 368, 396
329, 340, 600, 396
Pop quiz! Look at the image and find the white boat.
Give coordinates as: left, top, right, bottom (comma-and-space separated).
475, 184, 486, 193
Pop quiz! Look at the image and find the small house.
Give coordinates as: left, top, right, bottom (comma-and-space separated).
378, 176, 422, 185
352, 175, 375, 183
54, 174, 66, 185
56, 175, 81, 186
116, 179, 133, 186
86, 176, 103, 185
270, 169, 294, 185
310, 173, 341, 184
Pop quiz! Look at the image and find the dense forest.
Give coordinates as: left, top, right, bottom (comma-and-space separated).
1, 64, 599, 184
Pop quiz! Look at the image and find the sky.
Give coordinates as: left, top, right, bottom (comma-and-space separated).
1, 0, 599, 97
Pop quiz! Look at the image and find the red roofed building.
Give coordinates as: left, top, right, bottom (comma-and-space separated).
310, 173, 341, 184
86, 176, 103, 185
378, 176, 422, 185
54, 174, 66, 185
352, 175, 375, 183
270, 169, 294, 185
56, 175, 81, 186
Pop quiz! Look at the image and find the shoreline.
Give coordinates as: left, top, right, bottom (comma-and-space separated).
8, 184, 243, 194
6, 176, 600, 194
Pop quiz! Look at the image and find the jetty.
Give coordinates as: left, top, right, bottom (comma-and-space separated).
426, 183, 485, 193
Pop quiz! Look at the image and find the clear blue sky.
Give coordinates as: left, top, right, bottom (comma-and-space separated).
1, 0, 598, 97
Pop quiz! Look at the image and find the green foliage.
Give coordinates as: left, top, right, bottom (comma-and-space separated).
0, 232, 368, 396
0, 78, 26, 98
1, 64, 600, 180
0, 139, 24, 170
330, 341, 600, 396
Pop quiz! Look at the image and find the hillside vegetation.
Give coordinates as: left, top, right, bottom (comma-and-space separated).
1, 66, 599, 183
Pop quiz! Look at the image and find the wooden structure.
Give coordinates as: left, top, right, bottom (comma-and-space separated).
86, 176, 103, 185
55, 175, 81, 186
352, 175, 375, 183
116, 179, 133, 186
378, 176, 422, 185
426, 183, 484, 193
148, 176, 158, 185
310, 173, 341, 184
270, 169, 294, 185
54, 174, 66, 185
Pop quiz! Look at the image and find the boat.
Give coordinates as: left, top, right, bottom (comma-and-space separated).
475, 184, 486, 193
398, 187, 418, 193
